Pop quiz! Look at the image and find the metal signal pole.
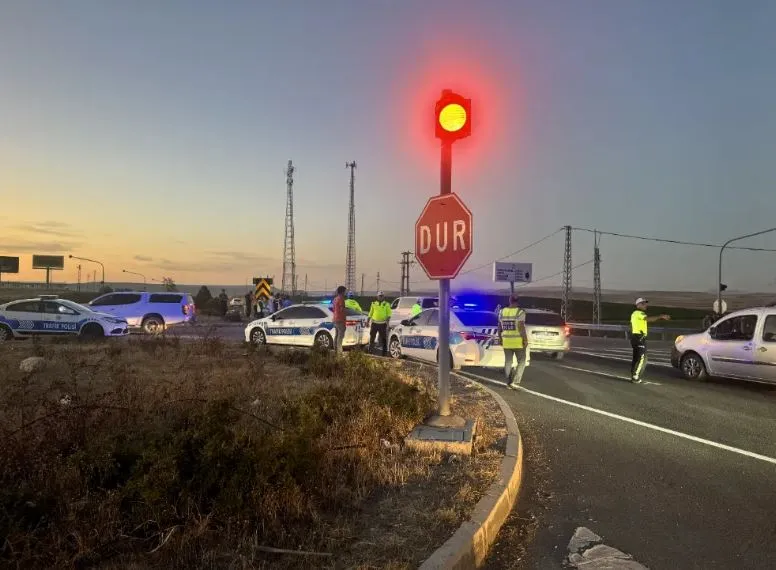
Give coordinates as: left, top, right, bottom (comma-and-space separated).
436, 141, 453, 419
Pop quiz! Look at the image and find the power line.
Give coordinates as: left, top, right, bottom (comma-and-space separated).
459, 227, 565, 276
517, 259, 594, 288
572, 227, 776, 252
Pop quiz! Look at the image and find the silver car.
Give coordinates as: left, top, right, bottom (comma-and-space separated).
671, 306, 776, 384
89, 291, 196, 334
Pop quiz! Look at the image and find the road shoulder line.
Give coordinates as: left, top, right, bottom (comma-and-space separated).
459, 370, 776, 466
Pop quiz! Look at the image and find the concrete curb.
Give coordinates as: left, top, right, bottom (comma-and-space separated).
419, 373, 524, 570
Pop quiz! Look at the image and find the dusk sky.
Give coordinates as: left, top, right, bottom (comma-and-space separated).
2, 0, 775, 292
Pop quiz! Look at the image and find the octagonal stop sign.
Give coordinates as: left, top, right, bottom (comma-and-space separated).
415, 192, 473, 280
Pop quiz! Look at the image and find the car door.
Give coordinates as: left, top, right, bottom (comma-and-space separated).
400, 309, 432, 359
707, 313, 760, 379
89, 293, 121, 317
2, 300, 42, 334
41, 301, 81, 335
108, 293, 144, 326
753, 313, 776, 383
265, 306, 298, 345
293, 306, 329, 346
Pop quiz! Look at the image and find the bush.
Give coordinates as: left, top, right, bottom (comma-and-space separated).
193, 285, 212, 310
0, 342, 433, 567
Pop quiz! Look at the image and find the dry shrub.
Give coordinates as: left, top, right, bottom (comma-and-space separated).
0, 341, 434, 568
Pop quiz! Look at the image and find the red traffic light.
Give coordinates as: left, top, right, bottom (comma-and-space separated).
435, 90, 471, 143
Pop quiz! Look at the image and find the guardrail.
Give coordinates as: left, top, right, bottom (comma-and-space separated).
567, 322, 701, 341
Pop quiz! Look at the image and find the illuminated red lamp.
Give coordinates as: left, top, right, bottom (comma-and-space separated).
435, 90, 472, 143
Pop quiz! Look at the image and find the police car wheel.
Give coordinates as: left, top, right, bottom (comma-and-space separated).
680, 352, 707, 381
0, 325, 12, 342
80, 323, 104, 339
250, 327, 266, 345
142, 316, 165, 335
389, 337, 401, 359
314, 332, 333, 350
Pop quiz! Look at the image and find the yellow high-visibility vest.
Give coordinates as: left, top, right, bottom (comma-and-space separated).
631, 310, 648, 337
369, 301, 392, 323
499, 307, 525, 349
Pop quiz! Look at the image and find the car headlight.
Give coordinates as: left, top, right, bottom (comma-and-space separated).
674, 335, 684, 345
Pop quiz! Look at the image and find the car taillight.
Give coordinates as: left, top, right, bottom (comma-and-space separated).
459, 331, 476, 340
346, 319, 360, 327
564, 324, 570, 336
182, 305, 189, 315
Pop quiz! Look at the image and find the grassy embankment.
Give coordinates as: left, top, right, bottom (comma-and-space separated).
0, 338, 504, 568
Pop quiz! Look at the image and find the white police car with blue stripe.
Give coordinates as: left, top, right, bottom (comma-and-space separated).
0, 295, 130, 341
244, 303, 366, 349
388, 308, 496, 368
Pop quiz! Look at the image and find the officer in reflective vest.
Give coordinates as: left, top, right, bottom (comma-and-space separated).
368, 291, 392, 356
630, 297, 670, 383
410, 298, 422, 318
345, 291, 363, 313
498, 295, 528, 389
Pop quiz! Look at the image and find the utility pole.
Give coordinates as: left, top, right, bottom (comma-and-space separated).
360, 273, 365, 296
561, 225, 572, 322
281, 160, 296, 295
304, 274, 308, 297
398, 251, 414, 296
592, 230, 602, 325
77, 264, 82, 292
345, 161, 357, 293
376, 271, 380, 292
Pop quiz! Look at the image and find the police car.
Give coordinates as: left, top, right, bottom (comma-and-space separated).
479, 308, 570, 367
244, 302, 367, 349
388, 308, 497, 368
0, 295, 130, 341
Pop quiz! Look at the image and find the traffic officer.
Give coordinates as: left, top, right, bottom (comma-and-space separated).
498, 295, 528, 389
630, 298, 670, 383
368, 291, 392, 356
345, 291, 363, 313
410, 298, 422, 318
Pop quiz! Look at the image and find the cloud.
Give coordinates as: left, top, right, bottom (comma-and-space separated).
206, 250, 274, 264
134, 255, 153, 262
205, 250, 340, 272
1, 240, 81, 253
13, 221, 82, 239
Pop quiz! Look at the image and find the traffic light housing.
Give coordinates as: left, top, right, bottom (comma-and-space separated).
435, 90, 471, 143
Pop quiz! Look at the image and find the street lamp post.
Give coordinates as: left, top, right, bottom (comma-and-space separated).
69, 254, 105, 287
717, 227, 776, 314
122, 269, 147, 288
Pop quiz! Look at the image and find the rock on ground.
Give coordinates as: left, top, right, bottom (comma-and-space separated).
20, 357, 46, 373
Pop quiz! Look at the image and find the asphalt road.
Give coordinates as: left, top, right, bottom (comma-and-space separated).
172, 325, 776, 567
468, 350, 776, 569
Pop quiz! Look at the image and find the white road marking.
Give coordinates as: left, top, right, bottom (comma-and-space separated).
558, 364, 663, 385
459, 370, 776, 466
572, 350, 673, 368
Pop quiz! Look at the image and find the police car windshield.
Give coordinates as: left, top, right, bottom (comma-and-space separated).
454, 311, 499, 327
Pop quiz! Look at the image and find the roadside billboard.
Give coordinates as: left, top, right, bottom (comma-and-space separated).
32, 255, 65, 270
0, 256, 20, 273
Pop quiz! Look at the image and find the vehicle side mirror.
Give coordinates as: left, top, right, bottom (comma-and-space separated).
401, 319, 412, 326
708, 326, 716, 338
